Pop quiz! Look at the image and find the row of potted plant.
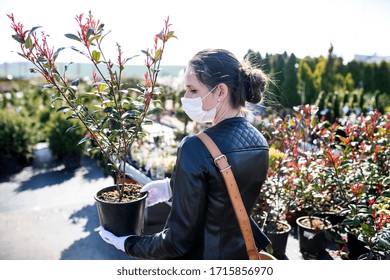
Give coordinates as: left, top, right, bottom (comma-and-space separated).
253, 105, 390, 259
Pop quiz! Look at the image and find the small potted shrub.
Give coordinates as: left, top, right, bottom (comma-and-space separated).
8, 12, 176, 236
252, 147, 291, 259
286, 105, 334, 258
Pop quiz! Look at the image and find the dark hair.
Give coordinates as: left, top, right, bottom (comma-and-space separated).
188, 49, 268, 108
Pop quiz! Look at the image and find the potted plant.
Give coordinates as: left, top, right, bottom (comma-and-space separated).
252, 147, 292, 259
261, 105, 334, 258
8, 12, 176, 236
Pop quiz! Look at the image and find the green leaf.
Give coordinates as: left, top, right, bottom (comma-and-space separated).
51, 97, 63, 102
98, 83, 108, 92
121, 112, 130, 119
382, 190, 390, 198
56, 106, 70, 113
65, 125, 79, 133
25, 36, 33, 49
343, 219, 360, 227
377, 238, 390, 249
87, 28, 94, 39
120, 99, 131, 106
64, 62, 73, 74
103, 107, 114, 113
146, 107, 164, 116
166, 31, 176, 40
154, 49, 163, 61
92, 50, 101, 63
99, 29, 111, 42
383, 177, 390, 187
65, 34, 81, 42
29, 26, 42, 35
37, 56, 47, 63
130, 87, 144, 94
88, 35, 101, 45
78, 136, 91, 146
65, 115, 77, 121
98, 23, 105, 32
53, 47, 65, 61
360, 223, 375, 235
124, 55, 139, 64
69, 86, 77, 94
141, 50, 151, 57
43, 84, 54, 89
70, 46, 88, 57
71, 79, 79, 87
12, 35, 25, 44
53, 73, 62, 83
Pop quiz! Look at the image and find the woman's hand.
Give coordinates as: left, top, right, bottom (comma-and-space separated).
98, 226, 130, 252
141, 178, 171, 207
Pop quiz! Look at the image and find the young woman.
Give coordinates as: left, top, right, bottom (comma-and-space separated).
99, 49, 270, 259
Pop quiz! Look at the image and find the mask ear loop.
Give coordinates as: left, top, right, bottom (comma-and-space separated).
201, 85, 218, 101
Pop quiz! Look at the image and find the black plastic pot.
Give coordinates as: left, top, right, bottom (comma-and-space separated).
265, 221, 291, 259
95, 186, 147, 236
347, 231, 370, 260
296, 216, 332, 258
285, 209, 309, 229
357, 251, 384, 260
317, 211, 346, 226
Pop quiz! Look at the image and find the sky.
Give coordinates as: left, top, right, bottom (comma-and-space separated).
1, 0, 390, 66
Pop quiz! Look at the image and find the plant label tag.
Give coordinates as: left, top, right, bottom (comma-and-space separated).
303, 230, 315, 239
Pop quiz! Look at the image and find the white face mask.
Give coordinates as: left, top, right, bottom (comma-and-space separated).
181, 86, 219, 123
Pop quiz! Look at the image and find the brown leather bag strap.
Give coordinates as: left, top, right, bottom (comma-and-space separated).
196, 132, 261, 260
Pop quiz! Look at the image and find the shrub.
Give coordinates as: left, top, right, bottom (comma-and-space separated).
0, 109, 34, 174
256, 105, 390, 258
45, 113, 86, 160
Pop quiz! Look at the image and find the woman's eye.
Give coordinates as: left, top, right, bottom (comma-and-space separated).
185, 89, 197, 95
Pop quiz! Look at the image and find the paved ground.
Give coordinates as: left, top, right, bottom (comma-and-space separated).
0, 143, 341, 260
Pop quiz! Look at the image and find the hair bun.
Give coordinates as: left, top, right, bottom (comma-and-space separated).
239, 62, 267, 104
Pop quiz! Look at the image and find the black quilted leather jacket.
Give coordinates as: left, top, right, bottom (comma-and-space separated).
124, 117, 270, 259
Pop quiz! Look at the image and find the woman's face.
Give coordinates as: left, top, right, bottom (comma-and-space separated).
183, 66, 219, 111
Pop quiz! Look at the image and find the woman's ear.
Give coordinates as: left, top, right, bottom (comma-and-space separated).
217, 83, 229, 101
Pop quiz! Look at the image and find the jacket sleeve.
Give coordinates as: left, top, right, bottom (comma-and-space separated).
124, 136, 208, 259
250, 217, 271, 250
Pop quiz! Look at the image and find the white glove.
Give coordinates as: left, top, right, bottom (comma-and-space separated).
141, 178, 171, 207
98, 226, 130, 252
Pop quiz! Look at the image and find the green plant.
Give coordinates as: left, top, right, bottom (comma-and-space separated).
255, 106, 326, 221
333, 111, 390, 258
46, 112, 86, 159
257, 104, 390, 257
268, 147, 286, 170
252, 147, 289, 232
0, 109, 34, 173
8, 12, 176, 201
